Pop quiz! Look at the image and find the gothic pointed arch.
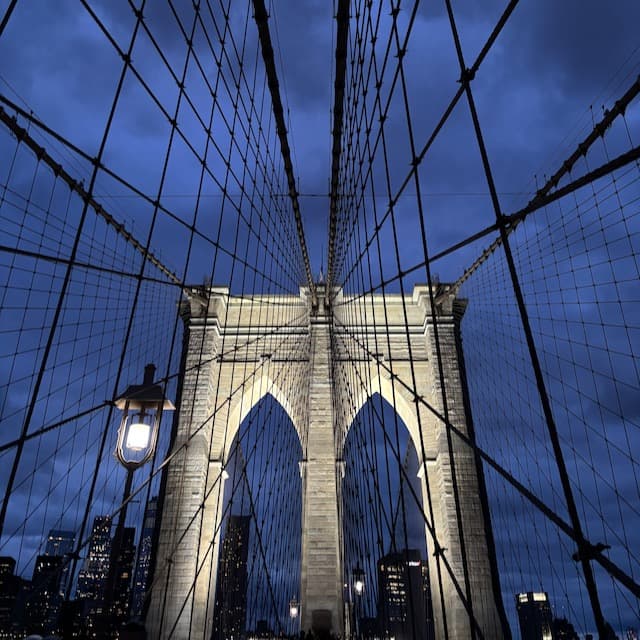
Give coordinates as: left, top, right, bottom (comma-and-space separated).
223, 373, 302, 460
341, 372, 420, 454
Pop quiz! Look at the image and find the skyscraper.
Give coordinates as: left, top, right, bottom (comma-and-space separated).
45, 529, 75, 599
26, 554, 65, 635
45, 529, 76, 557
131, 496, 158, 618
112, 527, 136, 623
76, 516, 112, 638
515, 592, 553, 640
77, 516, 112, 603
213, 515, 251, 640
0, 557, 20, 635
377, 549, 432, 640
552, 616, 579, 639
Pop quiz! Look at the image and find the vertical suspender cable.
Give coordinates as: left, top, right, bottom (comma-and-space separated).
251, 0, 317, 309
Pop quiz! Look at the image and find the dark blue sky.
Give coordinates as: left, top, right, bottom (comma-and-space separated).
1, 0, 638, 285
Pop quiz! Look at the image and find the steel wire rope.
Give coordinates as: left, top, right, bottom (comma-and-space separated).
0, 149, 48, 427
443, 0, 612, 633
0, 1, 152, 544
0, 101, 307, 292
149, 8, 298, 632
543, 144, 639, 623
331, 3, 459, 633
331, 305, 640, 603
328, 161, 640, 308
0, 3, 308, 636
342, 30, 430, 627
334, 2, 530, 297
352, 2, 486, 635
331, 332, 480, 623
334, 8, 426, 628
4, 5, 307, 291
152, 0, 308, 286
235, 398, 299, 636
184, 15, 283, 632
154, 23, 308, 632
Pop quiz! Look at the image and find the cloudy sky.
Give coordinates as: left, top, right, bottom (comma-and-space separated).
0, 0, 639, 637
1, 0, 638, 283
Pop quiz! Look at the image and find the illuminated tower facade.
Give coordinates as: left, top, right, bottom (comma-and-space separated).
76, 516, 112, 605
214, 515, 251, 640
45, 529, 75, 599
378, 549, 431, 640
515, 592, 553, 640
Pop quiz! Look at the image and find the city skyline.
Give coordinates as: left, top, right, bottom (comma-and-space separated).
0, 494, 160, 638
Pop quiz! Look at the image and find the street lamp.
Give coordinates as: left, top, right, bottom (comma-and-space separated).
352, 566, 365, 639
114, 363, 174, 470
353, 566, 365, 596
289, 596, 300, 638
106, 364, 174, 629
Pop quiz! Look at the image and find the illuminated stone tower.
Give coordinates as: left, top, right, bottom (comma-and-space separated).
147, 285, 506, 639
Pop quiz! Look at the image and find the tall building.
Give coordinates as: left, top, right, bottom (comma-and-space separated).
553, 616, 579, 639
45, 529, 76, 557
213, 515, 251, 640
77, 516, 112, 604
112, 526, 136, 623
131, 496, 158, 618
377, 549, 432, 640
515, 592, 553, 640
0, 557, 20, 635
26, 554, 65, 635
45, 529, 75, 598
59, 599, 91, 639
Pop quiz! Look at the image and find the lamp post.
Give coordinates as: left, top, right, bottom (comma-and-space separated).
104, 364, 174, 634
353, 566, 365, 639
289, 597, 299, 619
289, 596, 299, 637
353, 566, 365, 597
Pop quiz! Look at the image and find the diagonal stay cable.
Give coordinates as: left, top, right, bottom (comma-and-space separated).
329, 142, 640, 308
332, 314, 640, 601
0, 95, 303, 292
335, 0, 520, 296
0, 243, 181, 290
0, 8, 151, 540
251, 0, 317, 308
452, 74, 640, 293
0, 105, 181, 287
0, 0, 17, 38
0, 102, 301, 294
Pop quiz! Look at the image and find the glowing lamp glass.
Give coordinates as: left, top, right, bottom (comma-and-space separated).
289, 599, 299, 618
126, 421, 151, 451
354, 579, 364, 595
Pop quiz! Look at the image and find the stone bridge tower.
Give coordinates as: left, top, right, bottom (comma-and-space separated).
147, 284, 507, 639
